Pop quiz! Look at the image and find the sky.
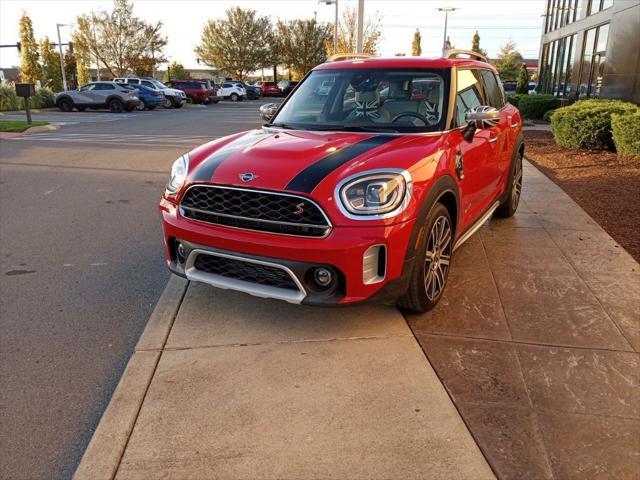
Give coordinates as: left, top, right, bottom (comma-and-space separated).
0, 0, 545, 69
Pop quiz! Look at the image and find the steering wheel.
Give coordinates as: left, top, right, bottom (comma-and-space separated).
391, 112, 430, 125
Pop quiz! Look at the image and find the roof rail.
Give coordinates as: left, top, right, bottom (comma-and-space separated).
444, 49, 488, 63
327, 53, 373, 62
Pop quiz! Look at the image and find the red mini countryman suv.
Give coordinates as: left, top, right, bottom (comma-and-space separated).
160, 53, 523, 312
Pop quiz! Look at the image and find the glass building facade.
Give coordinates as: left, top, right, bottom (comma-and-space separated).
538, 0, 640, 103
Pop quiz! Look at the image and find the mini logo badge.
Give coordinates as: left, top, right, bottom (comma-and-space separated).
293, 202, 305, 215
239, 172, 258, 182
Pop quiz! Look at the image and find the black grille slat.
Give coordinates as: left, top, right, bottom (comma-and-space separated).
194, 254, 298, 290
180, 186, 330, 237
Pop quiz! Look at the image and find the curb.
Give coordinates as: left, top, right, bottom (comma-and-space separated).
25, 124, 60, 134
73, 275, 188, 480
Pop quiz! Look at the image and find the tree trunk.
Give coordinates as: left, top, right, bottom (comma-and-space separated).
273, 65, 277, 83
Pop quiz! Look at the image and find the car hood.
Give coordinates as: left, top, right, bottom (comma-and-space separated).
185, 128, 437, 195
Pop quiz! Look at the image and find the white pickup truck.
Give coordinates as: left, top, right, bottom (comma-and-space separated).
114, 77, 187, 108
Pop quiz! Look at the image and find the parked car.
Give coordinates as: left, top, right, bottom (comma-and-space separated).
167, 80, 221, 104
114, 77, 186, 108
160, 55, 524, 312
277, 80, 299, 97
55, 81, 140, 113
502, 81, 517, 95
256, 81, 279, 97
217, 82, 246, 101
130, 84, 165, 110
229, 81, 261, 100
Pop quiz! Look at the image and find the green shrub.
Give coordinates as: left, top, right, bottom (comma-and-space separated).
507, 93, 525, 108
551, 99, 639, 150
611, 111, 640, 157
542, 109, 557, 122
0, 85, 54, 111
517, 94, 560, 119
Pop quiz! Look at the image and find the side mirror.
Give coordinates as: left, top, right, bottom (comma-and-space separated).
464, 105, 500, 130
259, 103, 278, 122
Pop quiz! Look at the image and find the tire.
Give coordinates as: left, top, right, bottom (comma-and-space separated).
230, 93, 239, 102
76, 106, 87, 112
173, 100, 183, 109
136, 101, 146, 111
397, 203, 453, 313
57, 98, 73, 112
494, 147, 523, 218
109, 98, 124, 113
163, 97, 174, 109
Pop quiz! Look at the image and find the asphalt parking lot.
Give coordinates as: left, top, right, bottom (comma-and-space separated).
0, 100, 276, 480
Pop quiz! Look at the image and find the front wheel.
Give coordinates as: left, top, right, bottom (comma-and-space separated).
397, 203, 453, 313
163, 97, 174, 109
230, 93, 239, 102
494, 148, 523, 218
57, 98, 73, 112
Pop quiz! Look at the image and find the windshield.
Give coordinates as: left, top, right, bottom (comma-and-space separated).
271, 68, 450, 133
151, 79, 168, 89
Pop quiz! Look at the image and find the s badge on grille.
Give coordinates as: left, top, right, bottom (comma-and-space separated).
239, 172, 258, 182
294, 202, 305, 215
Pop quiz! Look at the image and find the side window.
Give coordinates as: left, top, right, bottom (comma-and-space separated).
129, 79, 140, 85
479, 70, 505, 109
79, 84, 95, 92
102, 84, 115, 90
141, 81, 154, 88
455, 69, 484, 126
222, 83, 231, 88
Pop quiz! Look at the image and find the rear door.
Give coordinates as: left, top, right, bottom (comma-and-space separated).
478, 69, 510, 192
453, 68, 498, 228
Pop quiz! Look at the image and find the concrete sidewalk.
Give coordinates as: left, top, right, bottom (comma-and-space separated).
75, 281, 494, 479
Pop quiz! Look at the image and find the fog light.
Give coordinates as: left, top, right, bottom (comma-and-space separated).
314, 267, 333, 287
176, 242, 187, 263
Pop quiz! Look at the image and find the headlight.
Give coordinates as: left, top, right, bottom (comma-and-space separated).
165, 154, 189, 195
338, 170, 412, 217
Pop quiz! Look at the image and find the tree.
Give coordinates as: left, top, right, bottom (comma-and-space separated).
73, 31, 92, 85
73, 0, 167, 77
471, 30, 488, 58
325, 6, 382, 56
412, 29, 422, 56
516, 63, 529, 94
195, 7, 271, 81
163, 61, 189, 82
18, 11, 40, 83
39, 37, 62, 91
274, 19, 331, 78
493, 40, 524, 81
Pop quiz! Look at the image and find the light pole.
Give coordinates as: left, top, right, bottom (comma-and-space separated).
437, 7, 457, 56
56, 23, 73, 90
319, 0, 339, 53
356, 0, 364, 54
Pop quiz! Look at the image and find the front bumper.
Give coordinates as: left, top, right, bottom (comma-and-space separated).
160, 198, 416, 306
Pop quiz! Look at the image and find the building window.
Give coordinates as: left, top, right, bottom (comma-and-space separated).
578, 23, 609, 98
564, 35, 578, 97
601, 0, 613, 10
576, 0, 586, 19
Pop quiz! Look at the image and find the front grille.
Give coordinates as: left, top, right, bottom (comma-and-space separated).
180, 185, 331, 237
194, 254, 299, 291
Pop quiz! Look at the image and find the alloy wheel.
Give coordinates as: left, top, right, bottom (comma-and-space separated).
424, 215, 452, 301
511, 154, 523, 209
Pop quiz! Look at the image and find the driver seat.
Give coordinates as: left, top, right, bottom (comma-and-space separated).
346, 90, 390, 122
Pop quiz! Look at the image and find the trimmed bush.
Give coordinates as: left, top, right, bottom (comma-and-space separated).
611, 111, 640, 157
542, 109, 556, 122
517, 94, 560, 119
506, 93, 526, 108
0, 84, 54, 111
551, 99, 639, 150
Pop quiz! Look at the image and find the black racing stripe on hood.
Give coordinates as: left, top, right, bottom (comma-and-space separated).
285, 135, 397, 193
191, 131, 265, 182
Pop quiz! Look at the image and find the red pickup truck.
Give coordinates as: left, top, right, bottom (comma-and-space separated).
167, 80, 221, 105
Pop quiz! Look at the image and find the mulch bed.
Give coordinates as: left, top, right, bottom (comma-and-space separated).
524, 130, 640, 262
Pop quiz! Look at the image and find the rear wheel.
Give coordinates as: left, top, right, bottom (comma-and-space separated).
135, 101, 146, 111
398, 203, 453, 313
57, 98, 73, 112
494, 148, 523, 218
109, 99, 124, 113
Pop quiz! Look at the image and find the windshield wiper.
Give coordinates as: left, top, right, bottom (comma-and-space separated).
267, 122, 294, 129
313, 125, 400, 133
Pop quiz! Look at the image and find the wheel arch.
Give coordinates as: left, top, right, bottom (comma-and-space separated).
106, 95, 123, 104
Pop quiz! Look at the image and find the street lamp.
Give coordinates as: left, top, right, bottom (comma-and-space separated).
319, 0, 339, 54
56, 23, 73, 91
436, 7, 458, 56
